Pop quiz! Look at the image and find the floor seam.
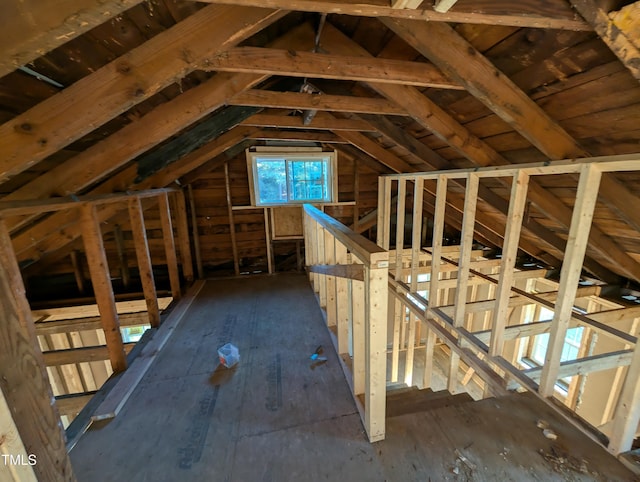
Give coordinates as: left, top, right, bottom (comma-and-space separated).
236, 410, 360, 441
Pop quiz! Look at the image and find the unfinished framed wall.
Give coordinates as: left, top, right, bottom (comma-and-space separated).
378, 154, 640, 456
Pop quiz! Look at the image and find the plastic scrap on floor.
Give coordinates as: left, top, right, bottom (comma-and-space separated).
218, 343, 240, 368
310, 345, 324, 360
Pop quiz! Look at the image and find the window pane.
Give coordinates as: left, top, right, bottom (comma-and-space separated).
256, 159, 287, 203
288, 159, 328, 201
532, 333, 549, 364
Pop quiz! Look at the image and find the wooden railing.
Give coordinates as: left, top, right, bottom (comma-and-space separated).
303, 204, 389, 442
378, 154, 640, 456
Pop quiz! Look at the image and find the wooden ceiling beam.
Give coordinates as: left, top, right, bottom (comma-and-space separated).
0, 4, 286, 183
207, 47, 462, 89
382, 17, 640, 281
193, 0, 591, 30
248, 130, 347, 143
569, 0, 640, 81
0, 0, 145, 78
320, 23, 625, 281
2, 23, 318, 237
240, 113, 375, 131
2, 73, 266, 233
380, 18, 588, 160
230, 90, 408, 116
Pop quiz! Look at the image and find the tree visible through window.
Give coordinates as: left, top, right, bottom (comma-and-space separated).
248, 150, 336, 205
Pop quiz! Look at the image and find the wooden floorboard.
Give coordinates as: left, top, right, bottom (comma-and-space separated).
70, 274, 635, 481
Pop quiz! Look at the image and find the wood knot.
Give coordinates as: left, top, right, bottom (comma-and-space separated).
467, 46, 475, 56
116, 61, 131, 74
18, 122, 32, 132
38, 138, 48, 146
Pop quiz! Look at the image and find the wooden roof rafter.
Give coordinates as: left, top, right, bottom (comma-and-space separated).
380, 16, 640, 280
0, 0, 148, 79
569, 0, 640, 82
193, 0, 592, 30
0, 4, 287, 183
316, 21, 637, 282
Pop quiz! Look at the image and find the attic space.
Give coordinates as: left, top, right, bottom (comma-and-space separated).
0, 1, 639, 481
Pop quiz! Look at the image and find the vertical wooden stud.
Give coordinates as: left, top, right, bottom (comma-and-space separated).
173, 190, 194, 283
352, 258, 365, 396
490, 171, 530, 356
449, 173, 479, 393
187, 184, 204, 279
392, 179, 407, 382
377, 177, 392, 249
0, 260, 75, 481
128, 197, 160, 328
364, 262, 389, 442
80, 204, 127, 373
264, 207, 273, 274
424, 175, 447, 389
158, 192, 181, 300
324, 230, 337, 327
317, 224, 327, 307
225, 162, 241, 276
113, 224, 130, 288
335, 241, 349, 354
353, 159, 360, 230
0, 220, 39, 351
69, 250, 85, 294
608, 337, 640, 454
405, 178, 424, 387
539, 164, 603, 397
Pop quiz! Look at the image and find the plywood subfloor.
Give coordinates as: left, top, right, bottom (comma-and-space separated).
70, 274, 635, 481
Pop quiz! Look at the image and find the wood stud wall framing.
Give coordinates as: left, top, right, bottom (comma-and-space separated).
304, 204, 389, 442
380, 155, 640, 456
0, 188, 193, 478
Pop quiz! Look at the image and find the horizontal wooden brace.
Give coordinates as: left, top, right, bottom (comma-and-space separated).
0, 188, 178, 218
472, 305, 640, 345
510, 349, 634, 389
192, 0, 591, 30
55, 392, 97, 416
43, 344, 135, 366
208, 47, 462, 89
304, 204, 387, 267
382, 153, 640, 181
230, 90, 408, 115
36, 312, 151, 337
437, 285, 601, 316
308, 263, 364, 281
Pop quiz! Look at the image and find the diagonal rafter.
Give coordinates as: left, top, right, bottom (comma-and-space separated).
0, 0, 146, 79
0, 4, 286, 183
334, 120, 563, 269
5, 23, 319, 260
319, 22, 636, 282
380, 17, 640, 280
569, 0, 640, 82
